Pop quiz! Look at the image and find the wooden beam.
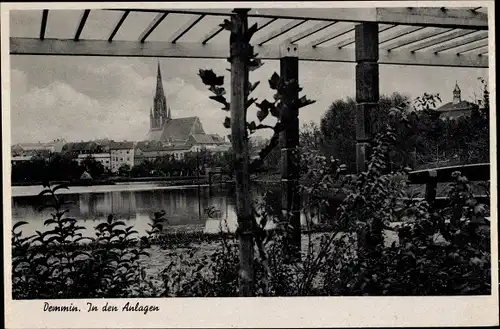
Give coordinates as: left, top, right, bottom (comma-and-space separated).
201, 17, 277, 44
168, 14, 205, 43
74, 9, 90, 41
229, 8, 254, 296
379, 25, 425, 45
408, 29, 476, 52
279, 41, 301, 260
200, 25, 224, 44
431, 31, 488, 52
254, 20, 307, 46
457, 40, 489, 54
10, 37, 489, 68
336, 24, 395, 48
288, 21, 337, 43
375, 7, 488, 29
355, 22, 379, 174
110, 8, 488, 29
381, 28, 453, 51
108, 10, 129, 42
308, 24, 355, 47
40, 10, 49, 40
139, 12, 169, 43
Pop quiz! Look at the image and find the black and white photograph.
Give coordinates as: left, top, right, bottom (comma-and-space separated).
3, 1, 498, 327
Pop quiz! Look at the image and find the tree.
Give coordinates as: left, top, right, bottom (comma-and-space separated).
299, 121, 322, 152
118, 164, 131, 177
81, 156, 105, 179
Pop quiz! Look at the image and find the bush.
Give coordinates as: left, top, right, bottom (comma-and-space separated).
11, 182, 164, 299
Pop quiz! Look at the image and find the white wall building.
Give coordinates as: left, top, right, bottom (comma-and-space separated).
110, 141, 135, 173
77, 153, 112, 171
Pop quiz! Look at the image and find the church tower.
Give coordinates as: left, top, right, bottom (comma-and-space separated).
453, 81, 461, 104
150, 62, 171, 130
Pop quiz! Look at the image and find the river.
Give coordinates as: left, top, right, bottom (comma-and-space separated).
11, 183, 318, 238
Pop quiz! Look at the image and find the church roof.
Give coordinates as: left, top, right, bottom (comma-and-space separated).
147, 116, 205, 142
190, 134, 227, 144
436, 100, 478, 112
109, 141, 134, 150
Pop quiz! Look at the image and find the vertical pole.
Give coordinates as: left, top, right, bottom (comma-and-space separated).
230, 9, 254, 296
279, 41, 301, 260
355, 23, 379, 173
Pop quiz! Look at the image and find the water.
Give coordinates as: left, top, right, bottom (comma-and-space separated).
11, 183, 239, 238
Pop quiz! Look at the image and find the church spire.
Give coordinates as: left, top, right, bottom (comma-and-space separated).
453, 81, 461, 104
155, 61, 165, 99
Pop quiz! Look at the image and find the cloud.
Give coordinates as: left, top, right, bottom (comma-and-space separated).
9, 63, 230, 143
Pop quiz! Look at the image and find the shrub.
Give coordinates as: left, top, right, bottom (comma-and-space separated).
11, 182, 164, 299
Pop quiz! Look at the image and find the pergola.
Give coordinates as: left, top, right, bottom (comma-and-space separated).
9, 6, 491, 287
10, 7, 490, 168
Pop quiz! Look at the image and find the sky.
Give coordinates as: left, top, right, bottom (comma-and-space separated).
9, 9, 489, 144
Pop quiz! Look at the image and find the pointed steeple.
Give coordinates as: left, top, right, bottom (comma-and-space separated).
155, 61, 165, 99
453, 81, 461, 104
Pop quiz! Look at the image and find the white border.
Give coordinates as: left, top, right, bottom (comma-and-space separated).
2, 1, 498, 328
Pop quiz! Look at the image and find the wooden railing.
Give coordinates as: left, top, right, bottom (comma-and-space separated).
407, 163, 490, 209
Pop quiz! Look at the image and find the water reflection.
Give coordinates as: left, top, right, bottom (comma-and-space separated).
11, 184, 320, 238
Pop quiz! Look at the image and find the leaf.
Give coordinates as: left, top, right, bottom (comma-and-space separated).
248, 121, 257, 132
223, 117, 231, 129
38, 190, 52, 197
13, 221, 29, 232
298, 96, 316, 108
43, 218, 58, 226
209, 95, 228, 106
107, 214, 114, 224
219, 19, 232, 31
256, 110, 269, 122
199, 69, 224, 86
268, 72, 280, 90
249, 59, 264, 72
246, 97, 257, 109
249, 81, 260, 93
52, 183, 70, 194
246, 22, 258, 41
256, 99, 273, 112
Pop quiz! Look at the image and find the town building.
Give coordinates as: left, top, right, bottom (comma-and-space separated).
77, 153, 112, 171
109, 141, 135, 172
436, 82, 480, 120
134, 142, 191, 165
11, 139, 66, 157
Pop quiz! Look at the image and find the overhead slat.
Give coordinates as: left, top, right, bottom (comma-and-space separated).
336, 24, 396, 48
168, 14, 205, 43
408, 29, 477, 52
200, 26, 224, 44
10, 37, 488, 68
139, 12, 169, 43
110, 8, 488, 29
456, 40, 489, 54
40, 10, 49, 40
379, 26, 425, 45
381, 28, 453, 51
254, 20, 308, 46
74, 9, 90, 41
308, 24, 355, 47
108, 10, 129, 42
288, 21, 338, 43
431, 31, 488, 53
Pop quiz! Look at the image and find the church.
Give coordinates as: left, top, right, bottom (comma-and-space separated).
435, 82, 480, 120
146, 63, 211, 145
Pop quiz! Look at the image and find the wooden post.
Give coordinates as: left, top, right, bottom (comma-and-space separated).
355, 23, 379, 173
229, 9, 254, 296
279, 41, 301, 260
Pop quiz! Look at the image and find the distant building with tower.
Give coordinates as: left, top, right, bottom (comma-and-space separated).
436, 82, 480, 120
